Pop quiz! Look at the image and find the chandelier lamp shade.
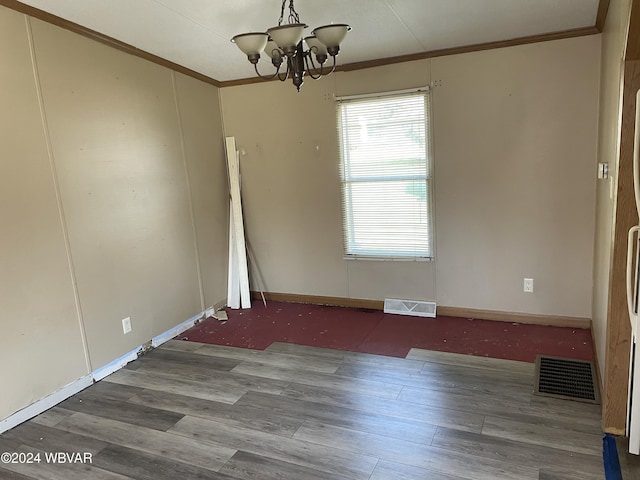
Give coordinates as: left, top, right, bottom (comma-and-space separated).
231, 0, 350, 91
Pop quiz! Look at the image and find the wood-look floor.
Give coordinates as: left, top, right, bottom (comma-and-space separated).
616, 436, 640, 479
0, 340, 604, 480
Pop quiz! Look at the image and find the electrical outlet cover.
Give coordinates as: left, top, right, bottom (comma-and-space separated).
524, 278, 534, 293
122, 317, 132, 334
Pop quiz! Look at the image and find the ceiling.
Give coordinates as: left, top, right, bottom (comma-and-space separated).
11, 0, 603, 84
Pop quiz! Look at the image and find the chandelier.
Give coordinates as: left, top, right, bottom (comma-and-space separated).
231, 0, 350, 92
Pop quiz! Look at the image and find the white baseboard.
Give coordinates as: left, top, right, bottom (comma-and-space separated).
0, 309, 207, 435
151, 311, 204, 348
91, 348, 140, 382
0, 375, 93, 435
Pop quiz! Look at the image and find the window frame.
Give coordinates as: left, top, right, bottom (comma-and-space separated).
336, 87, 434, 261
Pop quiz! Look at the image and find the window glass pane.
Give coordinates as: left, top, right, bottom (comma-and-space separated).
345, 180, 430, 257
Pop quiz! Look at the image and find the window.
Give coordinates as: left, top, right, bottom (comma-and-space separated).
336, 88, 433, 259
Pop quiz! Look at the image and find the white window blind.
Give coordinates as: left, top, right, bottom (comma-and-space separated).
336, 89, 433, 259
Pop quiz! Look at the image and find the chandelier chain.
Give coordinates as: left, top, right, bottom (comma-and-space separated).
278, 0, 300, 26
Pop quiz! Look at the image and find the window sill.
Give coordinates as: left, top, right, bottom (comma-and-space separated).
343, 255, 434, 262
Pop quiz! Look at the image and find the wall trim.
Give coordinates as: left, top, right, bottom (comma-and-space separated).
0, 374, 93, 435
91, 348, 139, 382
596, 0, 612, 32
0, 309, 207, 434
251, 291, 384, 310
436, 306, 591, 329
250, 291, 591, 329
591, 326, 604, 407
151, 311, 205, 348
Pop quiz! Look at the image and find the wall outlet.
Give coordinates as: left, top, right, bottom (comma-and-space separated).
523, 278, 534, 293
122, 317, 132, 334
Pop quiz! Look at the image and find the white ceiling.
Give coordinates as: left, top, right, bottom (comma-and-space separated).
16, 0, 600, 83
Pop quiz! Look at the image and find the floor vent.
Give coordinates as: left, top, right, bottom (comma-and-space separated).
383, 299, 436, 318
534, 355, 599, 404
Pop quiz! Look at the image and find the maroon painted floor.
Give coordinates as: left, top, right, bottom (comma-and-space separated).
177, 301, 594, 363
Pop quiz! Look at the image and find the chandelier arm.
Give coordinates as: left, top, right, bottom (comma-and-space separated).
320, 55, 336, 75
306, 54, 337, 79
325, 55, 338, 75
254, 62, 283, 81
277, 63, 289, 82
304, 54, 323, 80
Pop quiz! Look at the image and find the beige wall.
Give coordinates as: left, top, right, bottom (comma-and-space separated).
432, 37, 600, 316
592, 0, 631, 385
0, 7, 88, 421
220, 35, 601, 319
0, 7, 227, 421
220, 62, 437, 302
174, 74, 229, 310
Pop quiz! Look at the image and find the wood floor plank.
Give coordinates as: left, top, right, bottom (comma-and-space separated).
528, 394, 602, 419
616, 436, 640, 480
0, 443, 133, 480
524, 397, 602, 434
219, 450, 353, 480
73, 381, 146, 402
190, 343, 343, 374
292, 420, 538, 480
293, 419, 437, 459
0, 435, 26, 453
29, 407, 75, 428
235, 391, 439, 445
398, 385, 601, 434
481, 416, 602, 456
369, 459, 469, 480
92, 444, 233, 480
57, 392, 184, 432
102, 368, 245, 404
2, 421, 108, 455
128, 388, 303, 437
336, 352, 427, 372
421, 360, 534, 386
56, 412, 235, 472
337, 364, 533, 403
170, 415, 379, 480
407, 348, 535, 375
140, 347, 241, 371
266, 342, 426, 371
126, 357, 289, 396
336, 359, 534, 391
265, 342, 353, 362
0, 467, 38, 480
280, 382, 485, 433
431, 426, 603, 479
231, 360, 403, 399
538, 465, 605, 480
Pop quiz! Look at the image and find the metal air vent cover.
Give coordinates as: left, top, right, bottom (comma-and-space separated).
534, 355, 599, 404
